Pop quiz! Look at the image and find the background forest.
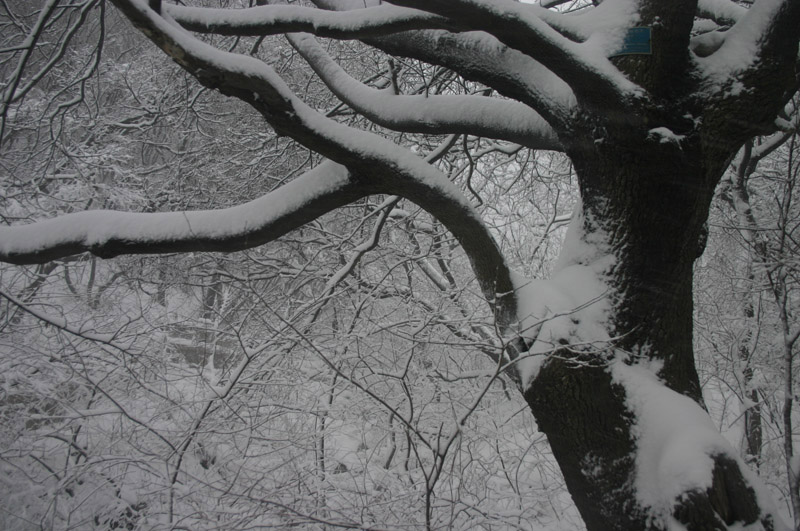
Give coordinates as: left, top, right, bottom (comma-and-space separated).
0, 0, 798, 529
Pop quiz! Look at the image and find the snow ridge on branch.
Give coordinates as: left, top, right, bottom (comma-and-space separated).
167, 3, 453, 38
3, 0, 522, 333
0, 162, 360, 264
385, 0, 642, 109
288, 33, 561, 150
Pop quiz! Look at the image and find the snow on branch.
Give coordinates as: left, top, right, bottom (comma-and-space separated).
696, 0, 800, 87
303, 1, 575, 132
288, 33, 562, 150
167, 3, 452, 39
0, 162, 361, 264
385, 0, 642, 109
7, 0, 521, 331
696, 0, 746, 26
612, 361, 786, 528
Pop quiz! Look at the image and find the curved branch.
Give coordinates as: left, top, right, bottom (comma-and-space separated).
166, 2, 453, 38
697, 0, 799, 139
169, 0, 576, 137
6, 0, 521, 332
385, 0, 641, 110
696, 0, 746, 26
306, 1, 574, 134
698, 0, 799, 84
372, 30, 576, 133
0, 162, 363, 264
288, 33, 561, 150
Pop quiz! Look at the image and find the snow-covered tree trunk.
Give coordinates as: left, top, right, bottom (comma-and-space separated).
505, 0, 797, 521
520, 150, 775, 529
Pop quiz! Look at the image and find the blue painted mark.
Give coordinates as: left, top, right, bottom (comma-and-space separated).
612, 27, 652, 56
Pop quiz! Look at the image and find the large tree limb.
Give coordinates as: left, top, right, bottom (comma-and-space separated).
308, 0, 575, 135
696, 0, 746, 26
368, 30, 576, 135
168, 0, 586, 47
696, 0, 800, 144
3, 0, 522, 333
170, 0, 573, 138
385, 0, 641, 110
166, 3, 454, 39
698, 0, 800, 85
0, 162, 362, 264
288, 33, 562, 150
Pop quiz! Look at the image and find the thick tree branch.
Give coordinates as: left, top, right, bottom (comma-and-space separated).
0, 162, 362, 264
696, 0, 800, 142
288, 33, 562, 150
170, 0, 574, 138
166, 3, 453, 39
308, 0, 575, 134
4, 0, 522, 333
696, 0, 746, 26
385, 0, 641, 110
370, 30, 576, 134
698, 0, 800, 86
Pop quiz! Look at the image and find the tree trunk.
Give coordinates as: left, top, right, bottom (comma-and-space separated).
522, 140, 779, 530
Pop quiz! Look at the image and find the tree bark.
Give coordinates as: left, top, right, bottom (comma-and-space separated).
521, 132, 780, 529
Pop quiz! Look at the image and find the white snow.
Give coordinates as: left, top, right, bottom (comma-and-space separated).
697, 0, 747, 24
507, 0, 643, 96
288, 33, 559, 148
648, 127, 685, 144
512, 203, 614, 387
1, 1, 496, 265
558, 0, 640, 42
696, 0, 786, 88
145, 3, 488, 217
520, 0, 641, 57
612, 361, 788, 529
0, 162, 351, 257
613, 361, 724, 520
167, 2, 438, 33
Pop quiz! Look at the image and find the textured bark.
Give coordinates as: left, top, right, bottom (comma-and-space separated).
524, 356, 644, 529
522, 99, 783, 527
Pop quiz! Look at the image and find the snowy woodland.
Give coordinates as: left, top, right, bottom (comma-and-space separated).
0, 0, 799, 529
